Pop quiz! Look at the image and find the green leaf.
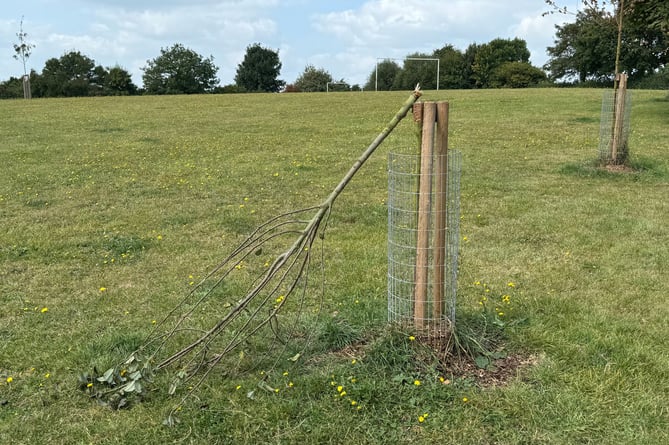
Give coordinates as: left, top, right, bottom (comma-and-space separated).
128, 370, 142, 381
97, 368, 115, 384
122, 380, 136, 393
475, 355, 490, 369
163, 414, 180, 427
491, 351, 507, 360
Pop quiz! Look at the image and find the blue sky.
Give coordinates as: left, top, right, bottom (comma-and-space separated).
1, 0, 576, 88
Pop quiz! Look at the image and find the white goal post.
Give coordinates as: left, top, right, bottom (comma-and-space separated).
375, 57, 440, 91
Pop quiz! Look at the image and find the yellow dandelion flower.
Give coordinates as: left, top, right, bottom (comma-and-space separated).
507, 282, 515, 287
463, 397, 469, 403
156, 234, 163, 240
413, 380, 421, 386
44, 373, 50, 379
40, 307, 48, 313
6, 377, 13, 383
86, 382, 93, 388
418, 415, 425, 423
236, 385, 242, 390
99, 287, 107, 292
351, 359, 357, 365
350, 400, 357, 406
288, 382, 294, 387
408, 335, 415, 341
337, 385, 344, 393
340, 391, 347, 397
282, 371, 289, 376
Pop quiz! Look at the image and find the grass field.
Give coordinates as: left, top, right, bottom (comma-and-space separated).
1, 88, 668, 444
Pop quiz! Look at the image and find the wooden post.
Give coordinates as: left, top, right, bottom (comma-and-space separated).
432, 102, 449, 320
611, 73, 628, 164
414, 102, 435, 329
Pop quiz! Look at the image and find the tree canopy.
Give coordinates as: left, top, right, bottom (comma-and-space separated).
0, 50, 137, 98
365, 38, 544, 90
364, 59, 401, 91
545, 6, 668, 83
142, 43, 219, 94
234, 43, 285, 93
294, 65, 332, 92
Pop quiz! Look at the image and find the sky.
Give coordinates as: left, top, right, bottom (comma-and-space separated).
1, 0, 579, 88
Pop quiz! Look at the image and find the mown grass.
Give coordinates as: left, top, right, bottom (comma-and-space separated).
1, 89, 668, 444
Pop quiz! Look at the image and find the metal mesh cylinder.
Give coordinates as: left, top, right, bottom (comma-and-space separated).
387, 150, 461, 329
599, 89, 631, 164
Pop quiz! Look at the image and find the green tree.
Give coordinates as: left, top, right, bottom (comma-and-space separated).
294, 65, 332, 92
365, 59, 401, 91
472, 38, 531, 88
392, 53, 439, 90
13, 16, 35, 99
234, 43, 285, 92
434, 44, 468, 89
142, 43, 219, 94
491, 62, 547, 88
38, 51, 96, 97
0, 76, 23, 99
105, 66, 138, 95
545, 7, 668, 83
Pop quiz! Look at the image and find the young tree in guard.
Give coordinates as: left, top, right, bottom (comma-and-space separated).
13, 16, 35, 99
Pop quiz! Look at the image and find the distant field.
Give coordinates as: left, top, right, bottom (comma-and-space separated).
1, 89, 668, 444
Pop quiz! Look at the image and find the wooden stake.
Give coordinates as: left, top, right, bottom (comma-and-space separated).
414, 102, 435, 329
611, 73, 628, 164
433, 102, 449, 320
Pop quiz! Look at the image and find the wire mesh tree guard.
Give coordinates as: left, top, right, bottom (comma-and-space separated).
599, 73, 631, 165
387, 101, 461, 336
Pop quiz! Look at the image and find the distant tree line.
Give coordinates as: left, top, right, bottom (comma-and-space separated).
366, 38, 547, 91
2, 0, 668, 99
